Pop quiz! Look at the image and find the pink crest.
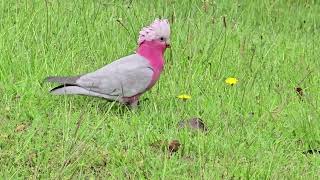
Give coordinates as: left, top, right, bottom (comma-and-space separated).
138, 19, 170, 45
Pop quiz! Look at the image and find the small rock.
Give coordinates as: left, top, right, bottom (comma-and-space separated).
168, 140, 181, 154
178, 117, 208, 132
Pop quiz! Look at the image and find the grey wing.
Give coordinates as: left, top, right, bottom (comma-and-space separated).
76, 54, 153, 97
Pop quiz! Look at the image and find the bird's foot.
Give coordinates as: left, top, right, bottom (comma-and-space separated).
127, 100, 139, 109
122, 96, 140, 110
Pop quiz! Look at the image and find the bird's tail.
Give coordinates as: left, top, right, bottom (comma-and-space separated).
45, 75, 82, 95
50, 85, 90, 95
50, 84, 113, 100
45, 76, 81, 85
45, 75, 113, 99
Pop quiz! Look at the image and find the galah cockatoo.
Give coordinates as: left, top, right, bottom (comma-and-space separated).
45, 19, 170, 108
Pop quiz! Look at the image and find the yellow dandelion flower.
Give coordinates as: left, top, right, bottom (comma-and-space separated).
177, 94, 191, 101
225, 77, 238, 86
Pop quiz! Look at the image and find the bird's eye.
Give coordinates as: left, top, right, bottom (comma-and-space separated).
160, 37, 164, 41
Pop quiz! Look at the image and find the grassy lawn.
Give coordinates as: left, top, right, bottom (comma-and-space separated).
0, 0, 319, 179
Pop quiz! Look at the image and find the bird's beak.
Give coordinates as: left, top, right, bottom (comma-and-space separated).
166, 40, 171, 48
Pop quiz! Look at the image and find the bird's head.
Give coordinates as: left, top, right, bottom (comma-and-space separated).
138, 19, 171, 51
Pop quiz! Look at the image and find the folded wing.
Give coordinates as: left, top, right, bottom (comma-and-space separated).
76, 54, 153, 98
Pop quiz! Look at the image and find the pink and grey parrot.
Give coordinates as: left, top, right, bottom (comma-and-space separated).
45, 19, 170, 108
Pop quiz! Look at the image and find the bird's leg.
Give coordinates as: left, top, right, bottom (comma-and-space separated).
123, 95, 140, 109
128, 99, 139, 109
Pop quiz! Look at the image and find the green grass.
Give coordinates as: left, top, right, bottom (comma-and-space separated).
1, 0, 320, 179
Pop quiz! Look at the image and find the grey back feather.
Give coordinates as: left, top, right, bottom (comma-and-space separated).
76, 54, 153, 97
